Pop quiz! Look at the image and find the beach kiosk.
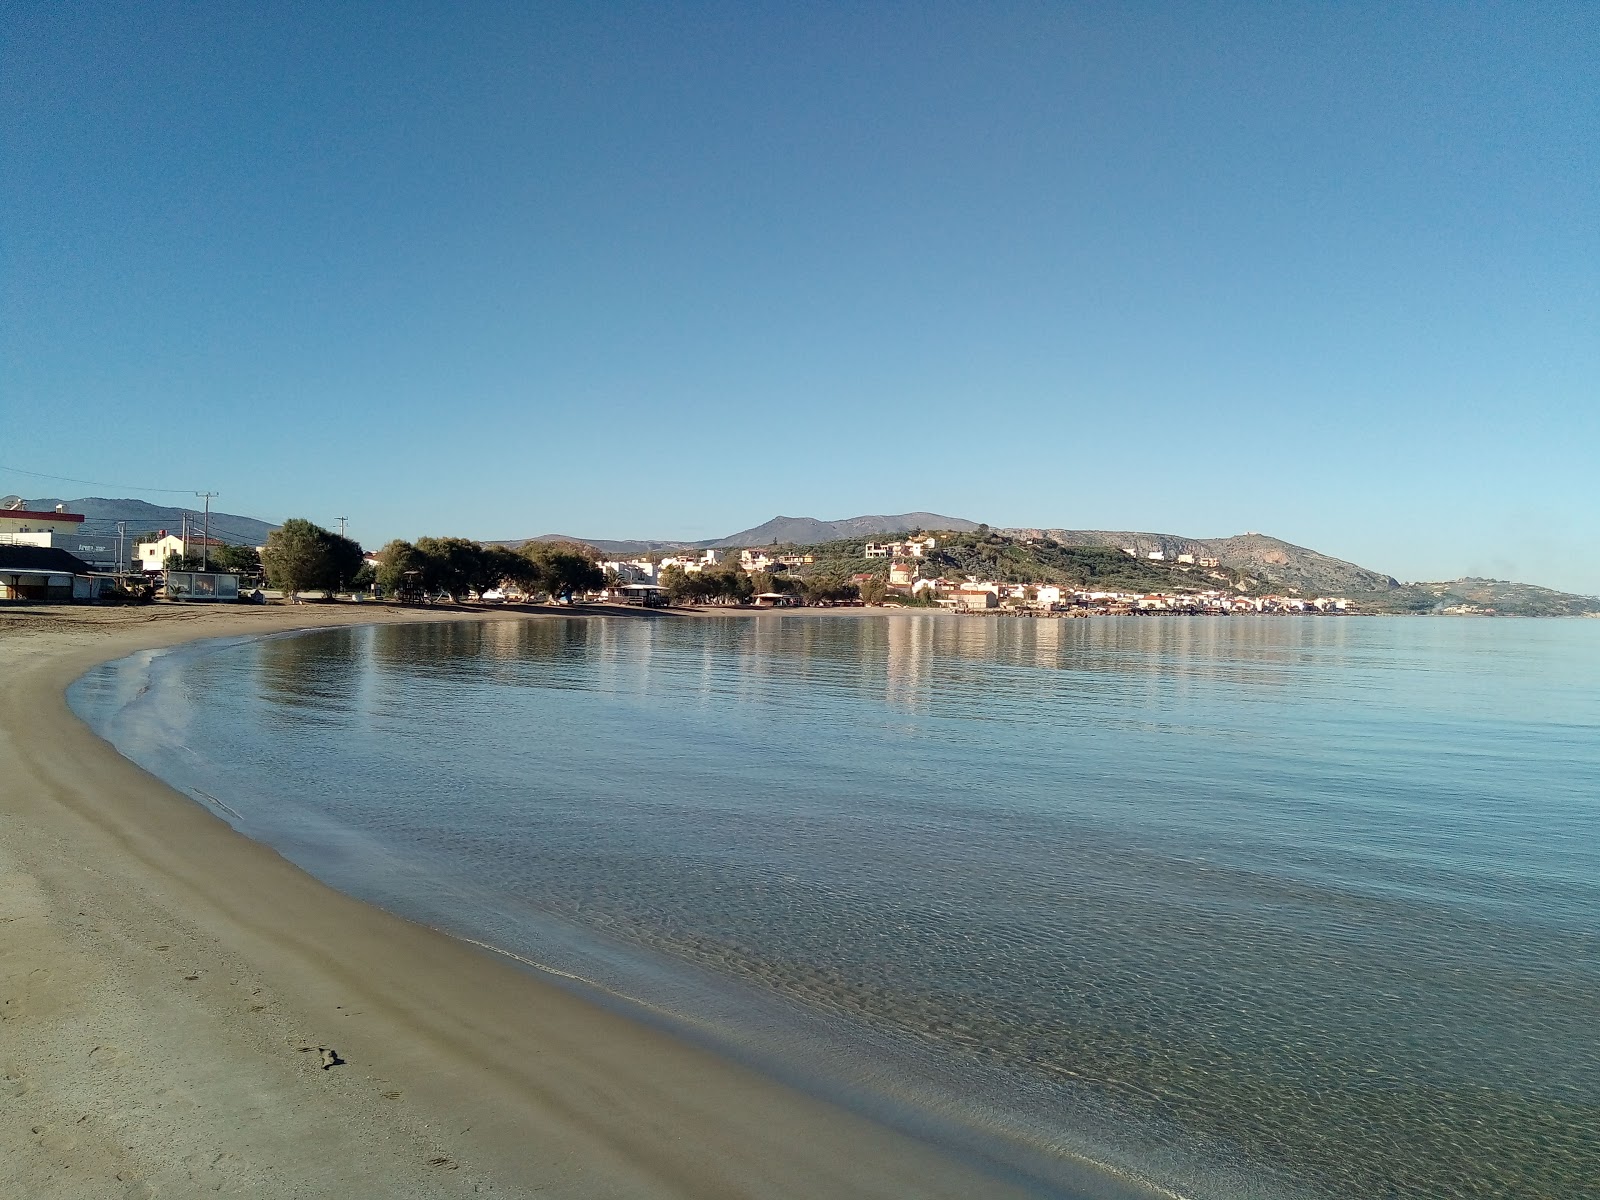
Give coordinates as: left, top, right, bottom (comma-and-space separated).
164, 571, 241, 602
617, 582, 667, 607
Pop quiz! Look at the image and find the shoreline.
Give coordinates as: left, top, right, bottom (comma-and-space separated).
1, 603, 1057, 1200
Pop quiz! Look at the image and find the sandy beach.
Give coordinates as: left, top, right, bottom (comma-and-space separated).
0, 603, 1028, 1200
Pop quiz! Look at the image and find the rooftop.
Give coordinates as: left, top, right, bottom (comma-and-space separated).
0, 545, 95, 574
0, 507, 85, 524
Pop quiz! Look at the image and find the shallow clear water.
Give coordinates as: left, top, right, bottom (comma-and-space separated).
71, 615, 1600, 1199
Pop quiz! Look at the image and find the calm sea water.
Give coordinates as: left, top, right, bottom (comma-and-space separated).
70, 615, 1599, 1199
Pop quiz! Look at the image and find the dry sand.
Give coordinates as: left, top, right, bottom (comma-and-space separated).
0, 603, 1030, 1200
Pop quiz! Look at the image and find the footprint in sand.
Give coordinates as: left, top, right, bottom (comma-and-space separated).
2, 1069, 37, 1096
88, 1044, 125, 1066
35, 1126, 78, 1153
182, 1149, 249, 1191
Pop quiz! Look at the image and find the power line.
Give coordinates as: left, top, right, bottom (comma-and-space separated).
0, 463, 210, 495
196, 491, 218, 570
75, 514, 271, 547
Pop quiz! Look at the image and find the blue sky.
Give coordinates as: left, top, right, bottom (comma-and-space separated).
4, 2, 1596, 592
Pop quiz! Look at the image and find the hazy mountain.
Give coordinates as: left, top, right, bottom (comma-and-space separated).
495, 533, 699, 556
3, 496, 279, 546
1017, 528, 1400, 595
712, 513, 982, 548
1364, 578, 1600, 617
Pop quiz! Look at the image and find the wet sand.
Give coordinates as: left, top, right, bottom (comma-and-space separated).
0, 602, 1027, 1200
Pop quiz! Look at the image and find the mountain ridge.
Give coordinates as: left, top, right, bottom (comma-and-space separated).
712, 512, 983, 547
3, 496, 279, 546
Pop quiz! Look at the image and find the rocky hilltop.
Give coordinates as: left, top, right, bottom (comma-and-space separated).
1014, 529, 1400, 596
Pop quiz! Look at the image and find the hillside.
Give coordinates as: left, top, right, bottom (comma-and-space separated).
767, 532, 1597, 616
4, 496, 278, 546
1019, 528, 1399, 595
498, 517, 1392, 596
770, 530, 1249, 594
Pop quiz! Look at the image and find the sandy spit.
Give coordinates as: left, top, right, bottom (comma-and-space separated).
0, 602, 1026, 1200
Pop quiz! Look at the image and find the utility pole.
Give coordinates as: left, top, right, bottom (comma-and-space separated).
195, 492, 218, 571
336, 516, 348, 539
116, 521, 126, 573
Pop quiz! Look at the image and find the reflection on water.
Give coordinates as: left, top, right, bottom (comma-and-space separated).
71, 614, 1600, 1200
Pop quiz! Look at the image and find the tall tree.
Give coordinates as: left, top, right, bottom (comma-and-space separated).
261, 518, 335, 599
414, 536, 483, 599
659, 564, 693, 604
481, 545, 536, 595
521, 542, 603, 602
325, 531, 365, 594
375, 540, 425, 599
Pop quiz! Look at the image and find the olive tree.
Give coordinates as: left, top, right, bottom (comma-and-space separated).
521, 542, 603, 602
261, 519, 336, 599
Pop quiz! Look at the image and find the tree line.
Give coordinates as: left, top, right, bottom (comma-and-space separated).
656, 564, 874, 606
254, 519, 896, 606
371, 536, 604, 602
256, 521, 607, 602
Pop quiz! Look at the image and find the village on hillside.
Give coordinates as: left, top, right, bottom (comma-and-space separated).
592, 535, 1351, 615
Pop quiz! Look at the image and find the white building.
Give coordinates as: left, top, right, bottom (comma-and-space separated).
658, 550, 719, 576
739, 549, 812, 571
865, 537, 936, 560
954, 586, 998, 610
601, 559, 658, 583
135, 532, 226, 573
